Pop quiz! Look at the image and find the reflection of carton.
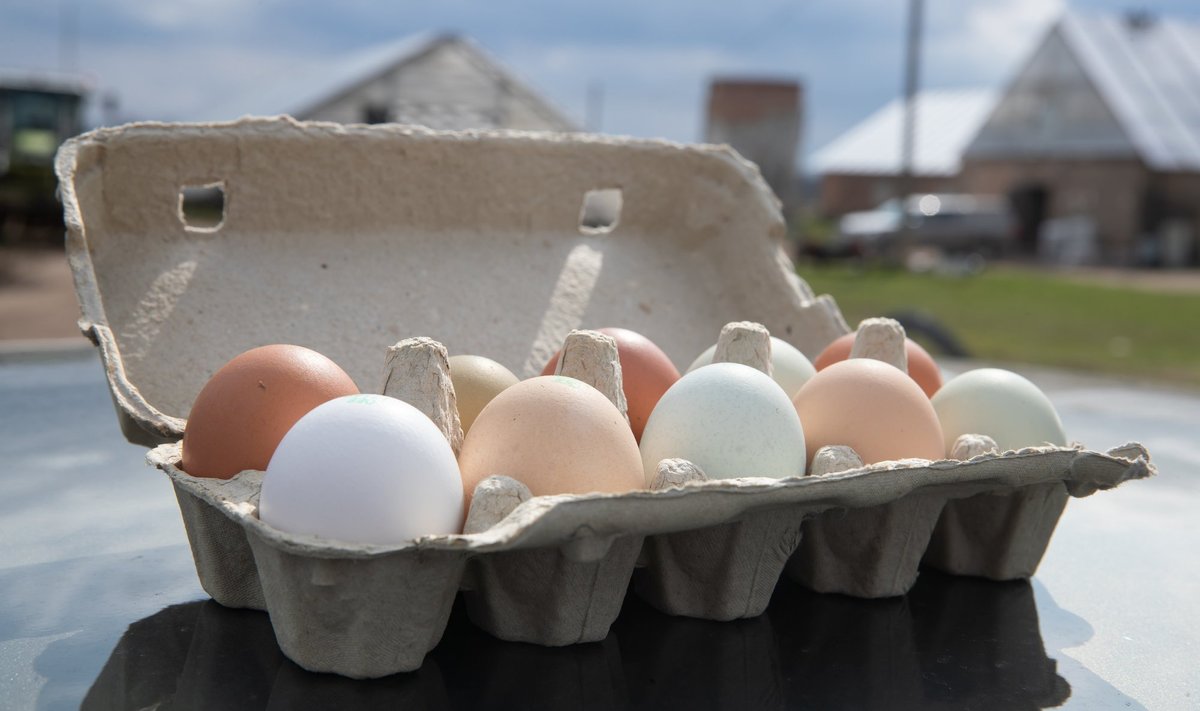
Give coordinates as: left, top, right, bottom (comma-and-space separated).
58, 119, 1152, 678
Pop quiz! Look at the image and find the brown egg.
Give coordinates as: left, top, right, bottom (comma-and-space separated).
542, 327, 680, 442
458, 375, 644, 500
181, 345, 359, 479
793, 359, 944, 466
813, 332, 943, 397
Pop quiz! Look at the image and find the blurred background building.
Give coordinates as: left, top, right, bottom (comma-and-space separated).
198, 33, 576, 132
961, 11, 1200, 267
810, 10, 1200, 267
704, 79, 803, 213
810, 88, 996, 217
1, 7, 1199, 268
0, 70, 88, 244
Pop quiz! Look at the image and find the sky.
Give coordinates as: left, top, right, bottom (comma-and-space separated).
3, 0, 1200, 158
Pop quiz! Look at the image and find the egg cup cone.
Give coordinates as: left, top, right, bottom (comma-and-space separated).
635, 507, 803, 620
464, 536, 644, 645
787, 492, 945, 598
243, 522, 467, 678
922, 480, 1070, 580
169, 476, 265, 610
151, 457, 267, 611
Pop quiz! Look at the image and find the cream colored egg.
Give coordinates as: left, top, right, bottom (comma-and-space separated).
448, 355, 519, 435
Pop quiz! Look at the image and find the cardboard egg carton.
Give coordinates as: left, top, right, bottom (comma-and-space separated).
59, 119, 1153, 678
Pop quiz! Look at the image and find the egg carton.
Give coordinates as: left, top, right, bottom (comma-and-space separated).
144, 326, 1148, 677
59, 119, 1153, 677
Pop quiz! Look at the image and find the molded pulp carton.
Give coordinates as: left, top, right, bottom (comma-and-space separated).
57, 118, 1153, 677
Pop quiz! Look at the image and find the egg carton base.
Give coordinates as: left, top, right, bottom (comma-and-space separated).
922, 482, 1070, 580
149, 442, 1152, 678
246, 529, 467, 678
171, 479, 265, 610
788, 493, 945, 599
634, 507, 802, 620
463, 536, 643, 646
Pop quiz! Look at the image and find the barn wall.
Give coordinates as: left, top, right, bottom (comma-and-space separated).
818, 173, 958, 217
960, 158, 1148, 263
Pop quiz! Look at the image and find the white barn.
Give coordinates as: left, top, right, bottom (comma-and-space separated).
201, 33, 577, 133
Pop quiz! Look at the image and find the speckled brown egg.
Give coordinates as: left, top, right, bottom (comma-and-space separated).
181, 344, 359, 479
542, 327, 680, 442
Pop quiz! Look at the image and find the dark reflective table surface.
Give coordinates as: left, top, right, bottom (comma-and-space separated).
2, 353, 1197, 710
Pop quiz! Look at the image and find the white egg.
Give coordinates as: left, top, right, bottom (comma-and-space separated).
687, 336, 816, 398
259, 394, 464, 545
640, 362, 806, 484
931, 368, 1067, 453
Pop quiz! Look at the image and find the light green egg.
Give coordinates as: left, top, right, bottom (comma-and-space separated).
931, 368, 1067, 453
688, 336, 816, 399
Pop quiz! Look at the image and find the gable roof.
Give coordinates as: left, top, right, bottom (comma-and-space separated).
966, 11, 1200, 171
196, 33, 576, 131
809, 88, 998, 177
1058, 12, 1200, 171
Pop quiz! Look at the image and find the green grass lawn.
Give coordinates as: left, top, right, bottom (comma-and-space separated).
797, 263, 1200, 387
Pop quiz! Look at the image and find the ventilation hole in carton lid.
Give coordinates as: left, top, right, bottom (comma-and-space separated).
179, 183, 225, 232
579, 188, 622, 234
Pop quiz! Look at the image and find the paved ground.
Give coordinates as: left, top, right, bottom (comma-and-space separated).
0, 247, 86, 343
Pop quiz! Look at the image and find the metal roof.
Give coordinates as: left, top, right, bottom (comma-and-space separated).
809, 88, 998, 177
1059, 12, 1200, 171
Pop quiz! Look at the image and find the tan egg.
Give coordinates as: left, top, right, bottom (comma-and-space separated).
458, 375, 644, 500
448, 355, 519, 435
792, 358, 944, 466
181, 344, 359, 479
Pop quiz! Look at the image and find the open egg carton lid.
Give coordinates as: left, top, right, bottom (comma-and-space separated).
56, 116, 847, 446
59, 118, 1154, 678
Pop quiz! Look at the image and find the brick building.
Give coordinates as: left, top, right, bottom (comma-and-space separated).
704, 79, 803, 211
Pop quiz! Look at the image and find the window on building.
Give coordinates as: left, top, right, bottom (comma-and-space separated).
362, 104, 391, 124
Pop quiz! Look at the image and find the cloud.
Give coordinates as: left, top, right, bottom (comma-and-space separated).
502, 42, 755, 139
2, 0, 1197, 158
923, 0, 1065, 87
105, 0, 280, 32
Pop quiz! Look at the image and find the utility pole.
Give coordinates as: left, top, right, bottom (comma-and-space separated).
585, 81, 604, 133
59, 0, 79, 74
899, 0, 923, 203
